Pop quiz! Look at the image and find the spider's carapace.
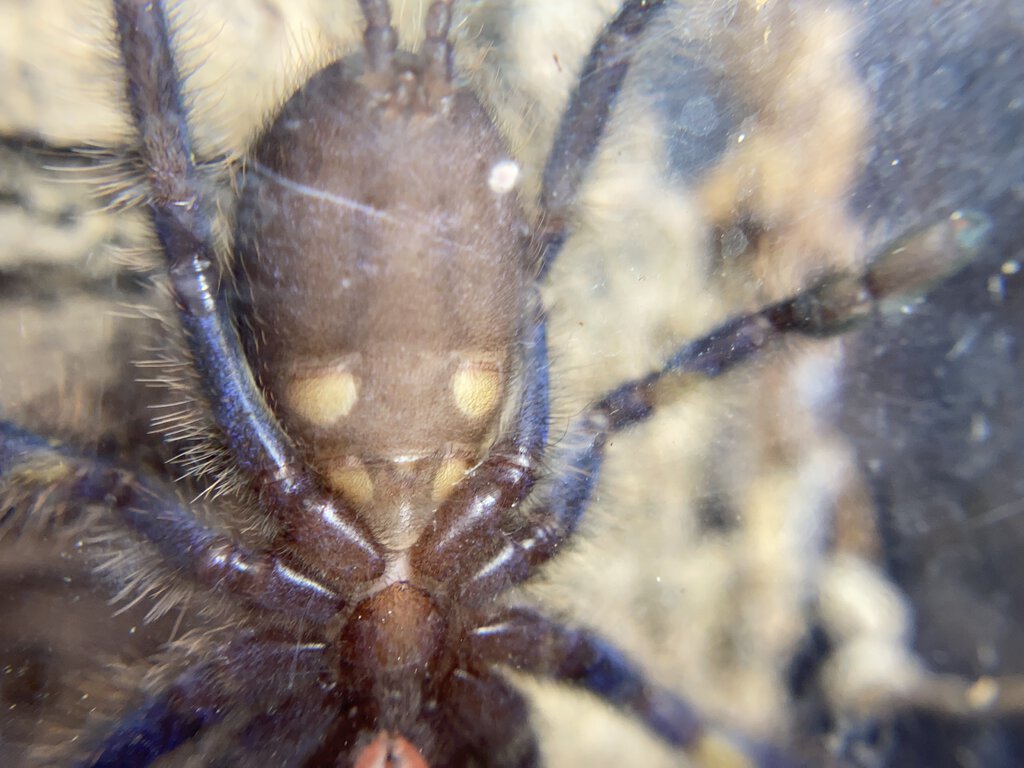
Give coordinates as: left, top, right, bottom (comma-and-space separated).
234, 49, 531, 554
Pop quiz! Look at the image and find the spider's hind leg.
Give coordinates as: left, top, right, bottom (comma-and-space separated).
73, 635, 332, 768
470, 607, 798, 768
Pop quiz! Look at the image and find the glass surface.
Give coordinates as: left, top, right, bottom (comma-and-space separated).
0, 1, 1020, 766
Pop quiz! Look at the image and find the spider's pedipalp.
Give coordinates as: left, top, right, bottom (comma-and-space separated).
358, 0, 398, 74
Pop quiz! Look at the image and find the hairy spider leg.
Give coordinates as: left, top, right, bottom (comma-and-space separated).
112, 0, 385, 586
0, 422, 340, 623
436, 209, 991, 603
536, 0, 668, 276
75, 635, 333, 768
469, 607, 798, 768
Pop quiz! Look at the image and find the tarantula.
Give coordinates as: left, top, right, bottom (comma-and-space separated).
0, 0, 996, 765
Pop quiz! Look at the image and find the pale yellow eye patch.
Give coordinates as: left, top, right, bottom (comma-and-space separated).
451, 358, 501, 421
324, 458, 374, 506
287, 370, 359, 426
432, 455, 470, 502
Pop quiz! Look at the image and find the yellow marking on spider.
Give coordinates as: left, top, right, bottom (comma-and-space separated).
451, 358, 501, 420
432, 456, 470, 502
325, 459, 374, 506
288, 371, 359, 425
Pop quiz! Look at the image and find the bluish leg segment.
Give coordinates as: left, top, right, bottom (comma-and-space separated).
469, 608, 700, 746
454, 210, 991, 597
512, 306, 552, 453
0, 421, 339, 623
446, 668, 540, 768
537, 0, 669, 275
79, 636, 330, 768
111, 0, 383, 585
411, 307, 550, 588
80, 688, 215, 768
470, 608, 802, 768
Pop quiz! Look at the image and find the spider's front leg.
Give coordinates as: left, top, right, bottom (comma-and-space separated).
535, 0, 669, 275
112, 0, 384, 585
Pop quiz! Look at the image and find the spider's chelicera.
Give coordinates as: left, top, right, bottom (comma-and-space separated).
0, 1, 989, 766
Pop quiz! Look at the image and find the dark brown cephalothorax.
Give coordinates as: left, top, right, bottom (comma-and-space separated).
234, 55, 531, 551
0, 1, 992, 766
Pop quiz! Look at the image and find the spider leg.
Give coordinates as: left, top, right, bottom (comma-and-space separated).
357, 0, 398, 73
112, 0, 384, 585
423, 1, 455, 85
470, 607, 799, 768
411, 308, 550, 583
537, 0, 669, 275
445, 667, 540, 768
80, 684, 215, 768
204, 694, 340, 766
0, 421, 340, 623
77, 634, 330, 768
439, 210, 991, 600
